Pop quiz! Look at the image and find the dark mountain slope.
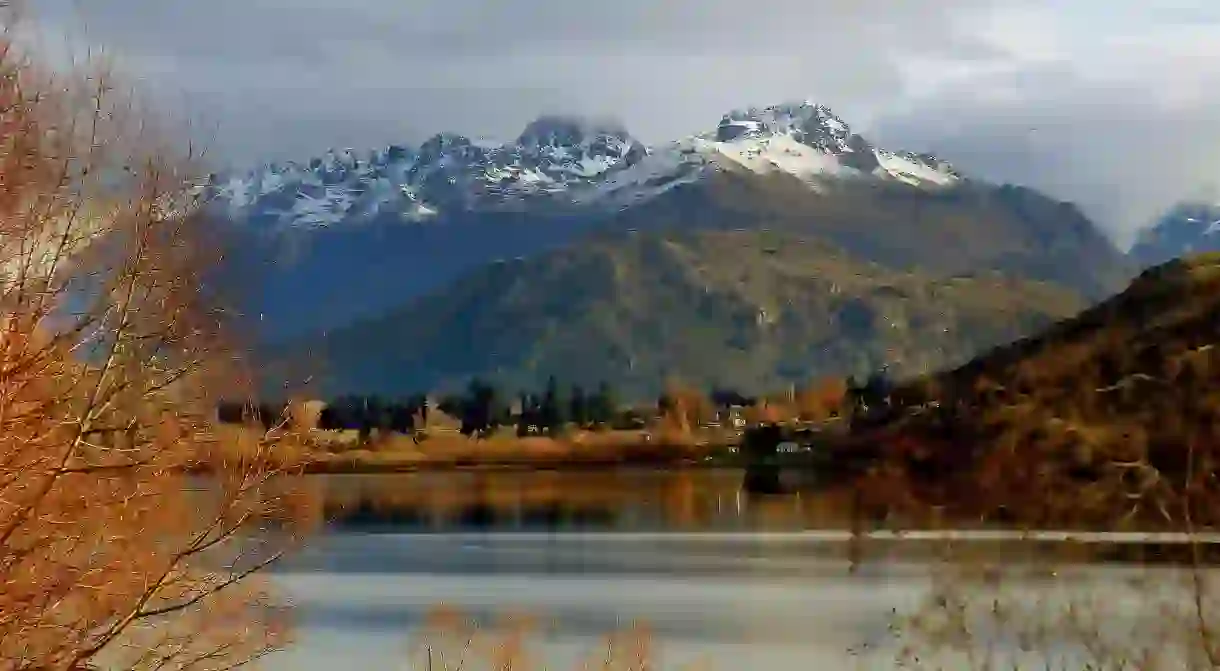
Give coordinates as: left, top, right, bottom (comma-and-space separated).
604, 168, 1133, 300
295, 229, 1088, 399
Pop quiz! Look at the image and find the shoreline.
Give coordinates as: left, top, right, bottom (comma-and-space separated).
191, 441, 746, 478
202, 424, 748, 475
295, 453, 743, 474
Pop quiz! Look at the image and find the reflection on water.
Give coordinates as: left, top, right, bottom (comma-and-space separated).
306, 471, 1220, 564
317, 468, 864, 533
264, 527, 1220, 670
250, 471, 1220, 670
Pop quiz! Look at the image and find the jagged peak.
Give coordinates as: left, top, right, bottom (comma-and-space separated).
420, 132, 475, 152
711, 100, 856, 151
516, 114, 636, 148
884, 149, 961, 176
719, 101, 848, 133
380, 144, 415, 162
209, 97, 972, 229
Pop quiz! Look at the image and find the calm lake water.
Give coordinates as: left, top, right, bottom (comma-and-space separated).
255, 469, 1218, 670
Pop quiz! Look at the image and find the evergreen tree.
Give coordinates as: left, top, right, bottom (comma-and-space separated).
437, 394, 465, 420
516, 392, 536, 437
356, 396, 378, 443
409, 393, 429, 426
368, 395, 391, 433
569, 385, 589, 428
589, 381, 617, 428
388, 398, 416, 434
539, 375, 568, 434
461, 378, 505, 438
456, 380, 480, 437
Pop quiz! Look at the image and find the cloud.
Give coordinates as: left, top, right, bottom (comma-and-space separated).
870, 2, 1220, 247
24, 1, 1220, 243
872, 68, 1220, 249
25, 0, 1003, 160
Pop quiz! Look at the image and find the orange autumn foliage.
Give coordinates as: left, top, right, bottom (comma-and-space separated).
0, 16, 315, 670
795, 377, 848, 421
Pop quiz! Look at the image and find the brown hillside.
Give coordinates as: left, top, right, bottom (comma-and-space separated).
862, 253, 1220, 529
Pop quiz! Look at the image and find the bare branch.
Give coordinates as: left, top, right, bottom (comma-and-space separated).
0, 10, 314, 670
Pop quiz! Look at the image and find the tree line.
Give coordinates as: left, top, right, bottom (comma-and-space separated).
216, 378, 767, 440
215, 394, 430, 442
446, 376, 624, 439
216, 369, 899, 441
216, 377, 629, 441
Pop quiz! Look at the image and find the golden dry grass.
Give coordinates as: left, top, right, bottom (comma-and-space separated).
828, 253, 1220, 531
208, 424, 733, 474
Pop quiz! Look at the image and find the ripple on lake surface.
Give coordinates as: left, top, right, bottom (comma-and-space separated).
259, 527, 1220, 671
238, 471, 1220, 669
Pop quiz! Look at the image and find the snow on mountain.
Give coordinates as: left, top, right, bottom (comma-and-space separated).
588, 102, 960, 207
207, 102, 961, 228
1129, 202, 1220, 268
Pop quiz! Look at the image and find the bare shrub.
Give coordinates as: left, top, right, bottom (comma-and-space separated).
884, 548, 1220, 670
0, 11, 315, 671
742, 401, 784, 425
860, 269, 1220, 669
794, 377, 847, 422
659, 381, 713, 435
407, 605, 694, 671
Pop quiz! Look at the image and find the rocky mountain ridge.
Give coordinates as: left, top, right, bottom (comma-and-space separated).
206, 101, 962, 230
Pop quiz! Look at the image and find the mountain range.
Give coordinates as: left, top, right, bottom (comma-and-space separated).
1129, 202, 1220, 268
206, 103, 988, 339
200, 100, 1193, 399
207, 102, 963, 231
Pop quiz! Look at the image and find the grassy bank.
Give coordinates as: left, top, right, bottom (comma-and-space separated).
200, 424, 743, 474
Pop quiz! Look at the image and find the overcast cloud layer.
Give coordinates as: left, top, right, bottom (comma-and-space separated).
27, 0, 1220, 247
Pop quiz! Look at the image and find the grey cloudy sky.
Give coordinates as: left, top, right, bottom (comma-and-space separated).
26, 0, 1220, 246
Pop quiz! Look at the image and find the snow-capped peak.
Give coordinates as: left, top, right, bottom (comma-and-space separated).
516, 115, 631, 149
717, 102, 850, 149
590, 101, 962, 206
207, 101, 963, 229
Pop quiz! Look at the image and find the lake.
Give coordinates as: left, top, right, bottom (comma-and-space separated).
256, 469, 1220, 670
